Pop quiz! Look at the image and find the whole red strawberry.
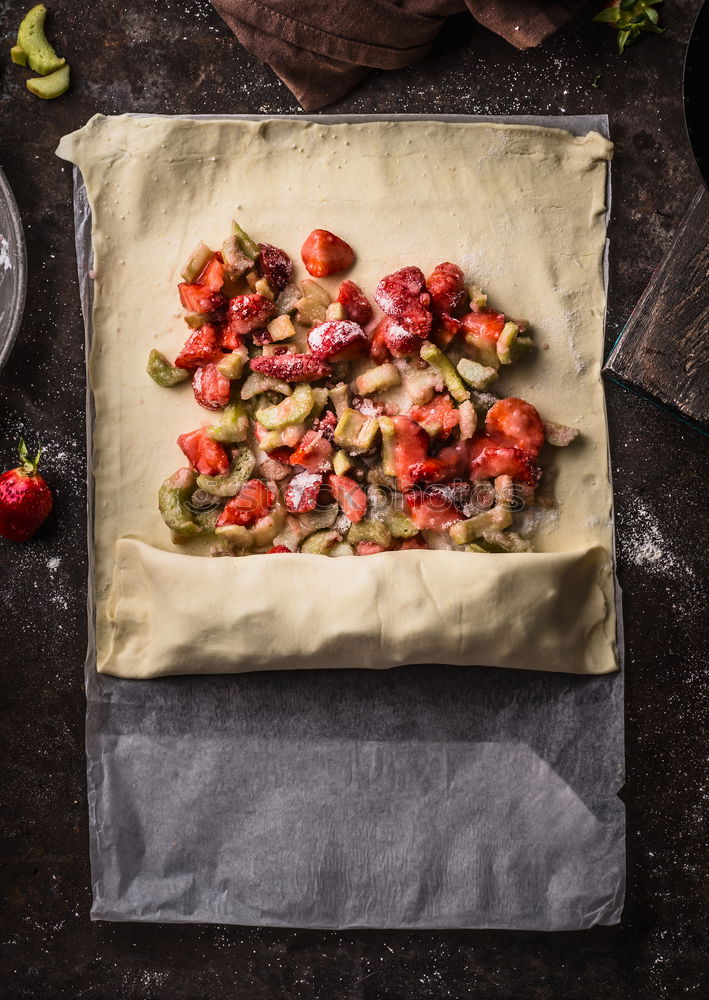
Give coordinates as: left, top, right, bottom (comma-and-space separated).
0, 439, 54, 542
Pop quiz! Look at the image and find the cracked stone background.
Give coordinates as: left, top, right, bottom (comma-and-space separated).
0, 1, 706, 997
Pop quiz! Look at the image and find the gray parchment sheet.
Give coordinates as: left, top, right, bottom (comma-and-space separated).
76, 115, 625, 929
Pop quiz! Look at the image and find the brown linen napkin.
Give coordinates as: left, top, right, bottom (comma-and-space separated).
210, 1, 586, 110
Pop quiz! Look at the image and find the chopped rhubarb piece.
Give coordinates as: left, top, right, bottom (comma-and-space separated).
485, 397, 545, 460
177, 429, 230, 476
301, 229, 355, 277
355, 541, 388, 556
420, 342, 469, 403
308, 320, 369, 362
257, 243, 293, 292
405, 487, 463, 532
295, 280, 331, 326
158, 468, 200, 537
337, 280, 373, 326
426, 262, 466, 316
227, 294, 275, 336
461, 309, 506, 344
327, 474, 367, 523
147, 349, 190, 387
217, 342, 248, 379
178, 283, 226, 315
181, 243, 214, 284
289, 429, 333, 473
175, 323, 222, 369
355, 363, 400, 396
409, 394, 459, 439
401, 534, 429, 550
432, 314, 462, 350
217, 479, 275, 527
222, 236, 253, 280
269, 544, 292, 553
543, 420, 580, 447
284, 471, 323, 513
373, 266, 432, 338
470, 436, 540, 485
256, 384, 314, 430
192, 363, 231, 411
197, 255, 225, 292
250, 353, 332, 383
379, 316, 423, 358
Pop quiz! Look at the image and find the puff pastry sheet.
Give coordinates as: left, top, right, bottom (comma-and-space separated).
57, 115, 617, 678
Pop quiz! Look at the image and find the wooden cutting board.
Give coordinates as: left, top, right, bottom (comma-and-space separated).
604, 185, 709, 433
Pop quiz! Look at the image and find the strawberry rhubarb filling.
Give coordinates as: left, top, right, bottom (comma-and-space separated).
148, 222, 580, 556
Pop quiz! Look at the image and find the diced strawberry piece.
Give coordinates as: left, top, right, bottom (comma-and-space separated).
197, 255, 225, 292
426, 262, 466, 316
227, 294, 275, 336
192, 363, 231, 411
409, 394, 459, 439
432, 313, 462, 350
391, 415, 430, 490
308, 320, 369, 362
269, 545, 292, 553
435, 439, 473, 480
405, 487, 463, 532
461, 309, 506, 344
374, 266, 427, 315
327, 474, 367, 523
177, 429, 230, 476
175, 324, 222, 369
269, 446, 293, 464
178, 283, 226, 314
401, 534, 429, 550
407, 457, 449, 484
301, 229, 355, 277
313, 410, 337, 438
470, 436, 540, 485
356, 541, 388, 556
380, 316, 422, 358
219, 324, 244, 352
284, 472, 323, 513
485, 397, 545, 460
337, 280, 373, 326
370, 319, 392, 363
217, 479, 275, 527
373, 266, 432, 338
257, 243, 293, 292
250, 354, 332, 383
289, 430, 333, 473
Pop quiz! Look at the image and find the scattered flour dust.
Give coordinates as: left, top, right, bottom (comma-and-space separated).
619, 497, 692, 577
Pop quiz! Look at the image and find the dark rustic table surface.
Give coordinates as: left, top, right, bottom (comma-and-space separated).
1, 1, 706, 997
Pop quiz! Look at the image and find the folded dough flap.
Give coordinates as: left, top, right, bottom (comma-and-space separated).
100, 539, 617, 678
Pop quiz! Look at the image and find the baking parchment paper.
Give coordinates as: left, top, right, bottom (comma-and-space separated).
76, 114, 625, 929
